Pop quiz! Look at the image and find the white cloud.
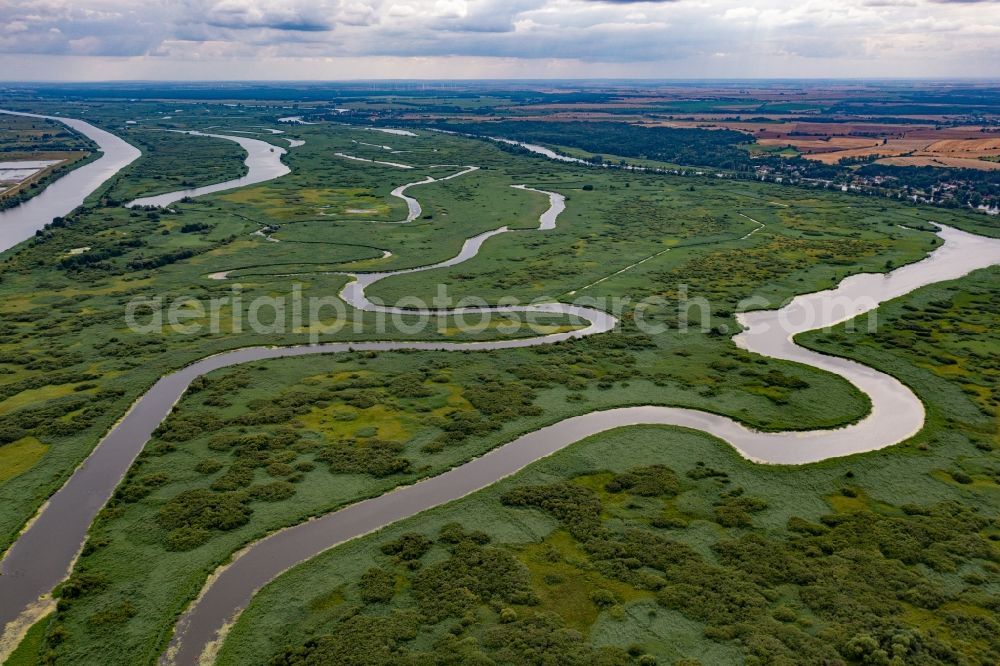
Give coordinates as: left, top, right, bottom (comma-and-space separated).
432, 0, 468, 18
0, 0, 996, 77
721, 7, 758, 20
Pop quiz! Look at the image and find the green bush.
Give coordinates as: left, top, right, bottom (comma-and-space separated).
604, 465, 680, 497
155, 489, 252, 549
359, 567, 396, 604
248, 482, 296, 502
380, 533, 432, 561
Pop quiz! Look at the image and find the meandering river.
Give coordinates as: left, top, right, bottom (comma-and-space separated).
127, 131, 290, 208
160, 219, 1000, 665
2, 116, 1000, 666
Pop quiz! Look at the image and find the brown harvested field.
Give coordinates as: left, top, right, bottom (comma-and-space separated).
804, 138, 930, 164
875, 155, 1000, 170
757, 136, 882, 154
518, 113, 649, 122
764, 122, 921, 136
641, 115, 797, 123
924, 137, 1000, 158
509, 102, 664, 111
746, 123, 1000, 166
640, 120, 781, 132
802, 131, 1000, 166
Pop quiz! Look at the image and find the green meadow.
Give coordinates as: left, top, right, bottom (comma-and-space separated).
0, 102, 997, 665
220, 267, 1000, 666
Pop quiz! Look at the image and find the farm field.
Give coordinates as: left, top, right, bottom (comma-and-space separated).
0, 81, 998, 666
659, 121, 1000, 170
0, 112, 96, 207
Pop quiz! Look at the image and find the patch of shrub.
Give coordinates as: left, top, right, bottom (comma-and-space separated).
359, 567, 396, 604
380, 533, 433, 561
317, 439, 411, 477
157, 489, 252, 534
248, 481, 296, 502
604, 465, 680, 497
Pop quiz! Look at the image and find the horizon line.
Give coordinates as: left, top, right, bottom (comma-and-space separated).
3, 77, 1000, 85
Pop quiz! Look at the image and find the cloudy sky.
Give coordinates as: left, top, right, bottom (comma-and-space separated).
1, 0, 998, 80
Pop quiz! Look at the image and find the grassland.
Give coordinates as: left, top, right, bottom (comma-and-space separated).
3, 614, 50, 666
0, 113, 92, 154
27, 320, 876, 665
0, 103, 997, 665
104, 129, 249, 202
218, 267, 1000, 666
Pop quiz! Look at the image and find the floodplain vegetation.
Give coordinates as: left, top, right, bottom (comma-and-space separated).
217, 267, 1000, 666
105, 129, 248, 203
0, 100, 997, 665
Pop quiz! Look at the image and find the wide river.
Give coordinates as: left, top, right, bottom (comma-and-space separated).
127, 131, 289, 208
0, 110, 141, 254
1, 118, 1000, 666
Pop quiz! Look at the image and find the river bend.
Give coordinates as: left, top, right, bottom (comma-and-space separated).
1, 119, 999, 666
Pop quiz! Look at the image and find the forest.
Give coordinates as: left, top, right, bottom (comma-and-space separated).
436, 120, 754, 171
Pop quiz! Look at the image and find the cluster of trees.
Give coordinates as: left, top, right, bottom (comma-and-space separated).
269, 451, 999, 665
126, 247, 201, 271
272, 522, 642, 666
856, 164, 1000, 206
496, 471, 1000, 665
0, 369, 111, 444
440, 120, 754, 171
317, 438, 410, 477
59, 238, 144, 270
604, 464, 680, 497
156, 488, 253, 551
